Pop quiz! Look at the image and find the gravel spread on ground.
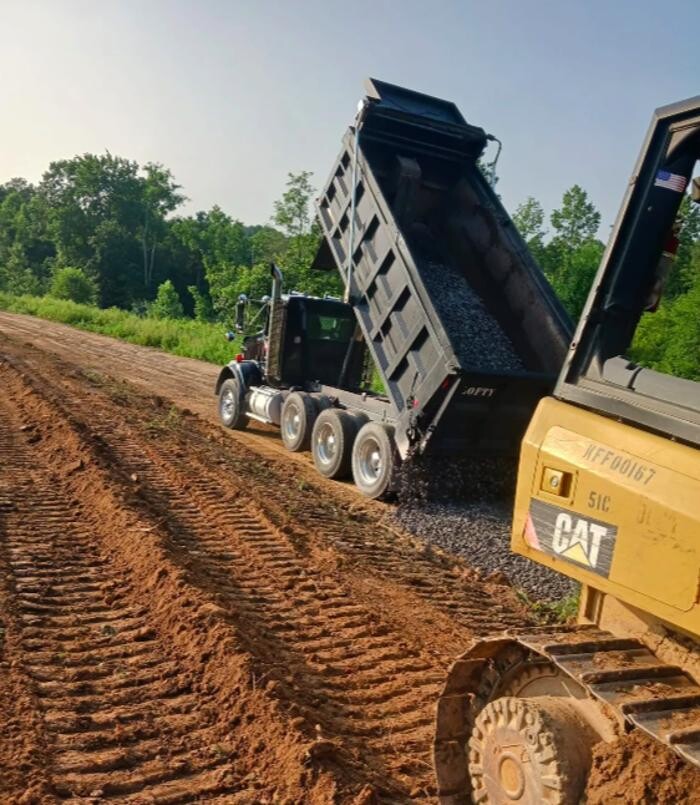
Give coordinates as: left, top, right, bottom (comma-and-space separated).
393, 456, 577, 604
394, 500, 576, 603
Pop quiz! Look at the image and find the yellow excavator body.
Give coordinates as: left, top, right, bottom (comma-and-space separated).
514, 396, 700, 639
434, 93, 700, 803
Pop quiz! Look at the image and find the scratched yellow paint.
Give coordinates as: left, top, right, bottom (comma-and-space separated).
513, 397, 700, 635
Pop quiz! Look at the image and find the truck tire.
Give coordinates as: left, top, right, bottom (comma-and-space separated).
311, 408, 359, 479
218, 378, 248, 430
351, 422, 397, 499
280, 392, 317, 452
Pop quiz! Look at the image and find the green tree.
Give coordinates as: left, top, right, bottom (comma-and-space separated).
632, 261, 700, 381
665, 195, 700, 298
513, 197, 547, 264
550, 238, 605, 319
247, 225, 287, 265
0, 180, 55, 294
550, 184, 601, 248
273, 171, 314, 239
140, 163, 185, 289
541, 185, 604, 318
49, 266, 98, 304
187, 284, 215, 321
271, 171, 340, 297
39, 153, 184, 308
273, 171, 320, 282
229, 262, 276, 302
149, 279, 184, 319
171, 206, 249, 314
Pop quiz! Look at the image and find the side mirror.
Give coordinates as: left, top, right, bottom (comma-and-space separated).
235, 295, 247, 332
225, 331, 236, 342
691, 177, 700, 205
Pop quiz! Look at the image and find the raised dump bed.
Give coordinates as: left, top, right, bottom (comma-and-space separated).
314, 78, 572, 458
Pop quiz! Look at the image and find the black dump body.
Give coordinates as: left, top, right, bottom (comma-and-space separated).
314, 79, 572, 458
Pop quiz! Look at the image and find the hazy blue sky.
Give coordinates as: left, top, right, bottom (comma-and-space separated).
1, 1, 697, 235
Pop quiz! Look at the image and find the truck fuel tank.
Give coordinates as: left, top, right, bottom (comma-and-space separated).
248, 386, 284, 425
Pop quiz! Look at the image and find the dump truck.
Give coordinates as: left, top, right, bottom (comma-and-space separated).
434, 95, 700, 803
215, 79, 571, 498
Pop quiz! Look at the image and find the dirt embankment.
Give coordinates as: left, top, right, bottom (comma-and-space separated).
1, 316, 699, 802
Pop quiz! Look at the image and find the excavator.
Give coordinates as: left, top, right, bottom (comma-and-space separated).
434, 96, 700, 802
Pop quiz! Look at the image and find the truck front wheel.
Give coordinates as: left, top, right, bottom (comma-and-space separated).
218, 378, 248, 430
351, 422, 397, 499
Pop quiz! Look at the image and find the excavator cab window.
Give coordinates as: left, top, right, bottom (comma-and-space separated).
556, 97, 700, 447
632, 166, 700, 335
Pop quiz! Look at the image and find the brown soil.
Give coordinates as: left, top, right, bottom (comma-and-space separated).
587, 731, 700, 804
0, 312, 698, 803
0, 325, 527, 801
0, 311, 383, 515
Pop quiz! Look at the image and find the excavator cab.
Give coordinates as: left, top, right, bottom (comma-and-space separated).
557, 96, 700, 444
434, 97, 700, 804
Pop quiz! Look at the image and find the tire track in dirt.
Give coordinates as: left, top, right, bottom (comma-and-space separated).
1, 338, 532, 800
0, 311, 390, 513
0, 406, 240, 801
4, 315, 700, 803
0, 362, 355, 802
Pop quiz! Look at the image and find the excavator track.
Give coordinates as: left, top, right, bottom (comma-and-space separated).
434, 624, 700, 803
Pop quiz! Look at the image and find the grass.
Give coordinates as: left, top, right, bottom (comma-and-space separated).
0, 292, 239, 365
517, 586, 581, 624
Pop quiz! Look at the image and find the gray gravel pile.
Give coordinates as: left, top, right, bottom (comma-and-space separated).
397, 454, 516, 503
393, 455, 576, 603
388, 222, 571, 602
406, 222, 523, 372
417, 260, 524, 373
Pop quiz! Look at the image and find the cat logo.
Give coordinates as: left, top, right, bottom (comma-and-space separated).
524, 499, 617, 578
552, 513, 606, 567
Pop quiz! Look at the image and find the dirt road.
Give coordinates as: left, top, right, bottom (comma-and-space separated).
0, 312, 375, 512
1, 312, 699, 803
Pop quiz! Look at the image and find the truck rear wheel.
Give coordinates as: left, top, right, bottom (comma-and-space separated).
311, 408, 358, 479
351, 422, 397, 499
218, 378, 248, 430
280, 392, 317, 452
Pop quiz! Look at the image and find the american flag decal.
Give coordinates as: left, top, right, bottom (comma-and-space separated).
654, 170, 687, 193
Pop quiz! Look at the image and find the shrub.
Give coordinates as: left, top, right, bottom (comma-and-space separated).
188, 285, 215, 322
49, 267, 97, 305
0, 291, 238, 364
149, 280, 184, 320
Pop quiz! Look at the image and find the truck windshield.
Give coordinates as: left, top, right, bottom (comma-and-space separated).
307, 313, 355, 342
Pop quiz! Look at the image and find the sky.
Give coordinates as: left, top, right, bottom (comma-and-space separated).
1, 0, 698, 237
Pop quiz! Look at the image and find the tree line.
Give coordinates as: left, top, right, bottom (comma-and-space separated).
512, 187, 700, 379
0, 154, 340, 322
0, 152, 698, 378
